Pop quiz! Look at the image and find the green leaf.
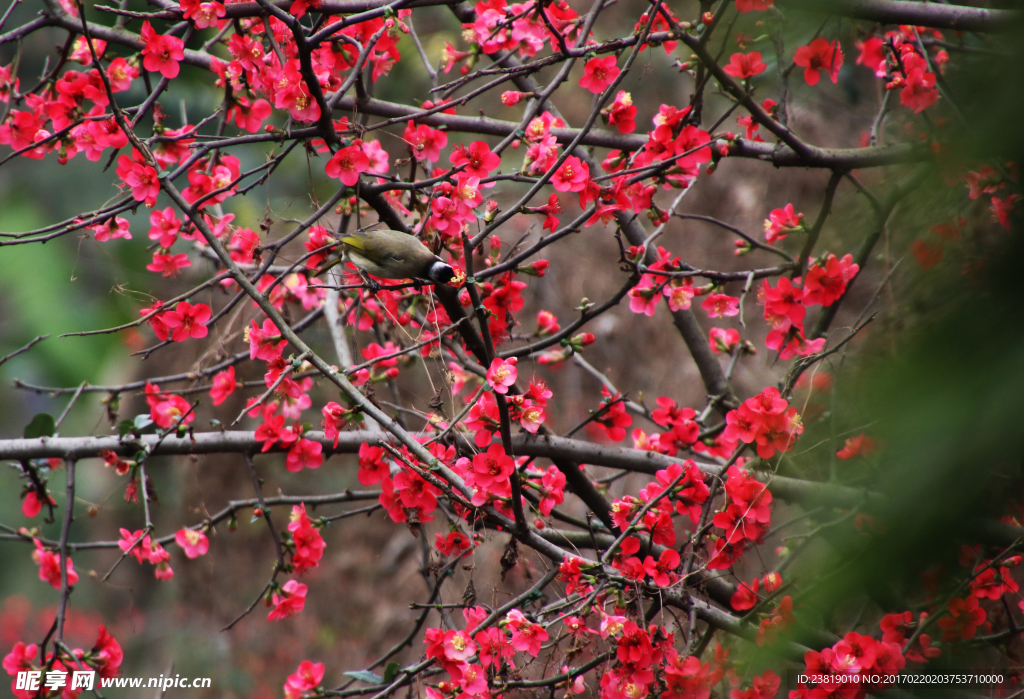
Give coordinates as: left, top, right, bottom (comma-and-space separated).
24, 413, 55, 439
133, 414, 154, 431
117, 419, 135, 437
382, 662, 400, 683
344, 671, 384, 685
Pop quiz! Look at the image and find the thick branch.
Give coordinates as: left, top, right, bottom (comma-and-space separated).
781, 0, 1018, 33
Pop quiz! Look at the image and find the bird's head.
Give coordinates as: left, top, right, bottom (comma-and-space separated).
427, 260, 456, 284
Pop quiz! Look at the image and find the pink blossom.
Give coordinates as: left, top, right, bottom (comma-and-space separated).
579, 56, 620, 94
701, 293, 740, 318
174, 528, 209, 558
325, 144, 370, 186
268, 579, 308, 621
486, 357, 518, 394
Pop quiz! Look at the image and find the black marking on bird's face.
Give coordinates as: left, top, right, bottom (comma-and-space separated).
428, 261, 455, 284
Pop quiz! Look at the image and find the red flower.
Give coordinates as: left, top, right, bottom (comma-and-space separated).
148, 207, 181, 248
288, 504, 326, 574
90, 217, 132, 242
760, 276, 806, 332
286, 437, 323, 472
268, 579, 308, 621
551, 156, 589, 192
505, 609, 548, 656
486, 357, 518, 394
3, 642, 38, 682
735, 0, 773, 11
325, 144, 370, 186
174, 528, 209, 558
151, 393, 195, 429
793, 38, 843, 86
702, 293, 740, 318
579, 56, 620, 94
140, 21, 185, 79
403, 123, 448, 162
709, 327, 740, 354
593, 387, 632, 441
91, 626, 123, 679
606, 90, 637, 134
558, 556, 587, 594
761, 276, 806, 333
70, 36, 106, 66
764, 203, 803, 243
501, 90, 527, 106
116, 149, 160, 206
856, 36, 887, 76
247, 318, 287, 361
731, 579, 760, 611
284, 660, 324, 697
900, 54, 939, 114
803, 253, 859, 307
107, 57, 139, 91
723, 51, 767, 79
32, 539, 78, 589
836, 433, 876, 460
0, 110, 45, 152
643, 548, 681, 587
723, 389, 803, 459
356, 443, 390, 485
471, 443, 514, 492
450, 140, 500, 177
163, 301, 210, 342
180, 0, 226, 28
22, 490, 51, 518
435, 531, 471, 557
990, 194, 1021, 230
229, 96, 272, 133
210, 367, 237, 406
937, 596, 986, 641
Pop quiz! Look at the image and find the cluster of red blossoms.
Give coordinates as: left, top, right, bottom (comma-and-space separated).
723, 387, 804, 460
4, 627, 123, 699
117, 528, 175, 580
757, 252, 860, 359
411, 601, 761, 699
793, 631, 908, 699
421, 607, 549, 699
708, 466, 774, 570
855, 25, 945, 114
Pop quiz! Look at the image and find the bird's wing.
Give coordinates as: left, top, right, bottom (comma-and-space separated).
341, 232, 406, 264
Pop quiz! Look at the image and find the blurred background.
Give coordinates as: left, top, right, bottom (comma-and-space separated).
1, 0, 1022, 695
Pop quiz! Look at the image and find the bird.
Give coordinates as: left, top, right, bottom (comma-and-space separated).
314, 227, 455, 288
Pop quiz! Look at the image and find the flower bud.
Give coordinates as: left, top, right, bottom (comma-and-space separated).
537, 348, 570, 365
569, 333, 596, 351
701, 11, 714, 25
501, 91, 527, 106
518, 259, 549, 277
